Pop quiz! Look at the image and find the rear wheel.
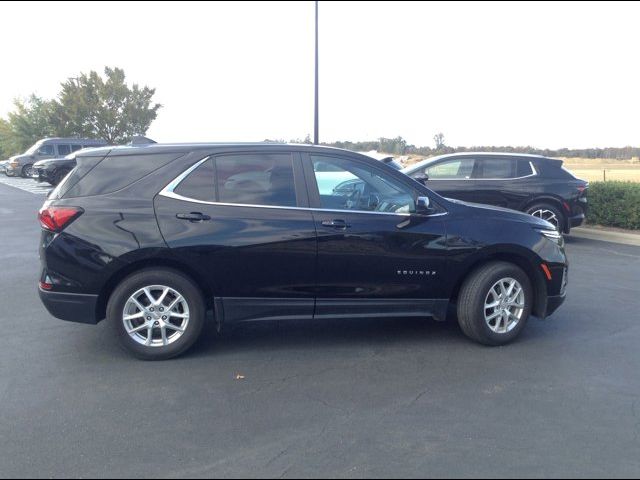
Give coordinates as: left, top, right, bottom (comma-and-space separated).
107, 268, 206, 360
526, 202, 565, 232
457, 261, 533, 346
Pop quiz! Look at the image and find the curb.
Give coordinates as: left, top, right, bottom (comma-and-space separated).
570, 227, 640, 247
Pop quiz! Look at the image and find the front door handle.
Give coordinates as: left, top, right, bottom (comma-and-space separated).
321, 219, 350, 230
176, 212, 211, 222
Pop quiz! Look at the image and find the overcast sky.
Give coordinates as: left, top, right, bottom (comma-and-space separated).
0, 1, 638, 149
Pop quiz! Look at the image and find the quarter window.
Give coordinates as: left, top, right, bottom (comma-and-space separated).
516, 159, 535, 177
311, 155, 415, 214
215, 154, 297, 207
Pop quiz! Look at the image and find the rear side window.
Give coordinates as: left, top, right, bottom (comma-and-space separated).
477, 158, 515, 179
71, 145, 84, 152
57, 145, 72, 156
174, 158, 216, 201
63, 152, 185, 198
215, 154, 297, 207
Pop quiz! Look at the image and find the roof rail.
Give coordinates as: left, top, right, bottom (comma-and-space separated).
130, 135, 157, 146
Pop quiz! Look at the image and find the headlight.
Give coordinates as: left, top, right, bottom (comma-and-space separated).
535, 228, 563, 244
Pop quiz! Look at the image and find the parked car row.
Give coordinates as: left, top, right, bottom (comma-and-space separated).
3, 138, 588, 235
2, 137, 107, 183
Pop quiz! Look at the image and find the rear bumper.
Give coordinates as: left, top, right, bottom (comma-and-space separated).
38, 288, 99, 325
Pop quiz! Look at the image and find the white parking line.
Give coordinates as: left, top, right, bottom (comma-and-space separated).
0, 176, 52, 195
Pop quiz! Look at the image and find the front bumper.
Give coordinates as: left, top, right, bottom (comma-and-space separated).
545, 294, 566, 317
38, 287, 99, 325
32, 167, 53, 183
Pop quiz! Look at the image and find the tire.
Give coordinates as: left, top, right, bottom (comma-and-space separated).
21, 164, 34, 178
107, 268, 206, 360
526, 202, 565, 232
457, 261, 533, 346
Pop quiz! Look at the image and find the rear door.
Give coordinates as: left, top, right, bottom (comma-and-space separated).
471, 156, 534, 208
154, 151, 317, 323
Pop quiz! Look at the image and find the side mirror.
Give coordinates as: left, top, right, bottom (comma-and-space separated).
416, 196, 435, 214
414, 174, 429, 185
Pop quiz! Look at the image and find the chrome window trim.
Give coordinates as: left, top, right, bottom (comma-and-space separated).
158, 156, 448, 218
415, 161, 537, 181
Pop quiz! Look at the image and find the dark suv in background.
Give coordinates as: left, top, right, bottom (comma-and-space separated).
402, 153, 588, 233
38, 143, 568, 360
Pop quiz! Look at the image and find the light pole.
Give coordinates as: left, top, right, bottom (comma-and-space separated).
314, 0, 319, 145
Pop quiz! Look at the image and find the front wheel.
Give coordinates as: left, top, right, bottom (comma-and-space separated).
21, 164, 34, 178
457, 261, 533, 346
107, 268, 206, 360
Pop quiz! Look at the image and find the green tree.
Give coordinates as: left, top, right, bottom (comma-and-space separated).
55, 67, 161, 144
5, 95, 58, 152
433, 132, 445, 150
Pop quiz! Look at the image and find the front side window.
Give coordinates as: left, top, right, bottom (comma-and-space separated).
57, 144, 72, 156
311, 155, 415, 214
423, 158, 476, 179
71, 144, 84, 152
37, 144, 55, 156
215, 154, 297, 207
477, 158, 516, 179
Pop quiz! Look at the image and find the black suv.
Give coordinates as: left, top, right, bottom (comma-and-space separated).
38, 144, 568, 360
402, 153, 588, 233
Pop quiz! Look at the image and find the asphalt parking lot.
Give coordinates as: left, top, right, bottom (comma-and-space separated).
1, 178, 639, 479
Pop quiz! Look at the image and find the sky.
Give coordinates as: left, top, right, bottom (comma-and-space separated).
0, 0, 638, 149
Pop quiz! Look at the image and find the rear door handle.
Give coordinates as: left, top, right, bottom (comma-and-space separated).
321, 219, 350, 230
176, 212, 211, 222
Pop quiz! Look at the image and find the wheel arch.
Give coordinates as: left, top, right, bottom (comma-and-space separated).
95, 257, 213, 322
522, 195, 569, 232
449, 248, 548, 318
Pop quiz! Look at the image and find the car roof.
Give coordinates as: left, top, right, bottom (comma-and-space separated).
402, 151, 555, 172
39, 137, 107, 144
76, 142, 373, 158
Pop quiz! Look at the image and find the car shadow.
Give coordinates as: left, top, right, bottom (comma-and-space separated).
187, 315, 465, 359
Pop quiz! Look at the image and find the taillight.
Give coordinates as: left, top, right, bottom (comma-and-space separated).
38, 206, 83, 232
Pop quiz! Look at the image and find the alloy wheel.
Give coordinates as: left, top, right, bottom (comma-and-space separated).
483, 277, 525, 334
530, 208, 559, 230
122, 285, 190, 347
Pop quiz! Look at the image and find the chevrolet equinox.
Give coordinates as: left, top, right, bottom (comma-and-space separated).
38, 143, 568, 360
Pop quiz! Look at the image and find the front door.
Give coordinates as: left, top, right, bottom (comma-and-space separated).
303, 153, 449, 320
